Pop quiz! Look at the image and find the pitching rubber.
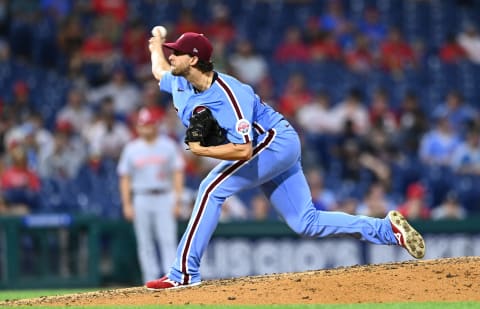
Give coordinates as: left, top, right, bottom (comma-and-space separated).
388, 210, 426, 259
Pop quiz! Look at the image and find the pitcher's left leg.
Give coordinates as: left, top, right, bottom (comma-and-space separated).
262, 161, 397, 245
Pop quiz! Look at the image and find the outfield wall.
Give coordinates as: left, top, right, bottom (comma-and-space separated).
0, 215, 479, 288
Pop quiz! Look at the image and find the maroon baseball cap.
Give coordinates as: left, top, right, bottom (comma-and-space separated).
163, 32, 213, 62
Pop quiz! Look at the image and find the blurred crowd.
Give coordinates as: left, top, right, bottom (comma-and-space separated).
0, 0, 480, 221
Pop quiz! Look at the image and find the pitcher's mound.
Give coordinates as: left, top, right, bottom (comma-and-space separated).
3, 257, 480, 306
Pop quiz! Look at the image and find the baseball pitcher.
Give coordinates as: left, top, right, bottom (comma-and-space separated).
145, 29, 425, 289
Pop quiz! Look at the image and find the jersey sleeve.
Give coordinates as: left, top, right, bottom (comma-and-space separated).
222, 94, 254, 144
159, 71, 174, 94
226, 113, 253, 144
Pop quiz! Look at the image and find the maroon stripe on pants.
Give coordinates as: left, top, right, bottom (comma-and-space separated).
181, 129, 275, 284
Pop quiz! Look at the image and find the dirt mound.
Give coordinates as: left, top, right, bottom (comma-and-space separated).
3, 257, 480, 306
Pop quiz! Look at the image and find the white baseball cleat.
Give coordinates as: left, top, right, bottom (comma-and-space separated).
388, 210, 426, 259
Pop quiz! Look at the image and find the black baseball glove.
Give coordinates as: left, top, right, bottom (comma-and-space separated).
185, 107, 229, 147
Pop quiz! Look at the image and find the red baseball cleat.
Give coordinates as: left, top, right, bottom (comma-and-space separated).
145, 276, 201, 290
388, 210, 426, 259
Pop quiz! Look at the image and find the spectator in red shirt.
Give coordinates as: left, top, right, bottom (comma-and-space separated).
277, 72, 313, 120
379, 27, 416, 75
439, 34, 466, 64
397, 182, 431, 220
1, 144, 41, 214
274, 26, 310, 63
81, 19, 116, 65
122, 19, 150, 69
309, 31, 343, 62
345, 33, 375, 74
91, 0, 127, 23
174, 8, 203, 38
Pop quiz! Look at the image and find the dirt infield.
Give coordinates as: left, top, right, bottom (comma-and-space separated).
3, 257, 480, 306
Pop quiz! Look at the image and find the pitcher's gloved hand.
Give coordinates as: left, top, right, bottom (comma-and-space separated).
185, 107, 228, 147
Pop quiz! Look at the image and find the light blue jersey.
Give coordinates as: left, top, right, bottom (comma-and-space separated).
160, 72, 284, 145
159, 71, 399, 285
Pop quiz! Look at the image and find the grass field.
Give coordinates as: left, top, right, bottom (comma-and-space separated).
1, 290, 479, 309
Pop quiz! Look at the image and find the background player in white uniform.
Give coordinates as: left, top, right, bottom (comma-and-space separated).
117, 108, 185, 283
145, 30, 425, 289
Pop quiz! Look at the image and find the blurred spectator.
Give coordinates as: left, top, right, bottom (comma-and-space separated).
345, 33, 375, 74
82, 96, 132, 160
432, 90, 478, 136
91, 0, 127, 23
0, 38, 10, 62
309, 31, 342, 62
80, 17, 116, 63
121, 19, 150, 77
332, 120, 363, 184
87, 65, 141, 115
305, 167, 337, 211
25, 113, 55, 168
254, 78, 277, 109
296, 90, 335, 168
368, 87, 397, 134
174, 8, 203, 38
431, 191, 467, 220
249, 193, 273, 221
56, 87, 93, 134
38, 120, 86, 180
397, 182, 431, 220
210, 38, 231, 74
277, 72, 313, 120
356, 182, 395, 218
57, 15, 84, 59
396, 92, 428, 156
450, 128, 480, 175
0, 144, 40, 214
360, 122, 394, 186
4, 114, 54, 171
329, 88, 369, 135
220, 195, 249, 222
379, 27, 416, 76
419, 113, 460, 166
203, 3, 236, 46
274, 26, 310, 63
318, 0, 350, 40
296, 90, 335, 135
229, 39, 268, 87
159, 104, 185, 142
357, 7, 387, 47
66, 51, 90, 90
439, 33, 466, 64
128, 80, 165, 136
3, 80, 35, 124
335, 195, 358, 215
0, 110, 15, 155
457, 23, 480, 64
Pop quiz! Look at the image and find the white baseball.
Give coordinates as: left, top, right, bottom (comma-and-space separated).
151, 26, 167, 38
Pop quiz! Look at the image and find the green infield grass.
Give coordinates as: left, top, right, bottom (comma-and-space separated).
0, 290, 479, 308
